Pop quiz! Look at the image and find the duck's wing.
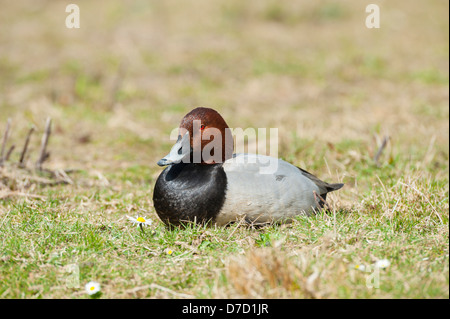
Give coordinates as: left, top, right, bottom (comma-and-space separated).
297, 167, 344, 196
218, 154, 322, 225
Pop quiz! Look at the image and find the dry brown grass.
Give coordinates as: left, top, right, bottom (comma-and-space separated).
225, 247, 321, 298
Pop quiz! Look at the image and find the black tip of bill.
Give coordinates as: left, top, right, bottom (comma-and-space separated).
157, 158, 169, 167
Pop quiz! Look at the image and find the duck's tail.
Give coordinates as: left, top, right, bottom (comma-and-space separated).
297, 166, 344, 196
316, 183, 343, 206
324, 182, 344, 193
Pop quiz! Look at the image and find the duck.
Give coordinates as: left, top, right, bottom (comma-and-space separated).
153, 107, 343, 227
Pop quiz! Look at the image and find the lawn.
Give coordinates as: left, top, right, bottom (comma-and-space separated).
0, 0, 448, 299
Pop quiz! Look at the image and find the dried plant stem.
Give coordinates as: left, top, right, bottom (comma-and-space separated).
36, 118, 51, 170
19, 126, 35, 168
0, 191, 47, 200
54, 169, 74, 185
0, 118, 11, 166
5, 145, 15, 161
374, 135, 390, 166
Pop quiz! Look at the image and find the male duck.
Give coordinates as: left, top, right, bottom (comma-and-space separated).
153, 107, 343, 226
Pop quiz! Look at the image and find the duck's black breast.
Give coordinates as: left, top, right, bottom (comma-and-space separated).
153, 163, 227, 226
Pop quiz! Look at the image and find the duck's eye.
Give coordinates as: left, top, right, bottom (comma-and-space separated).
200, 124, 205, 130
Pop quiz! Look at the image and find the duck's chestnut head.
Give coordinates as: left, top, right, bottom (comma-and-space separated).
158, 107, 234, 166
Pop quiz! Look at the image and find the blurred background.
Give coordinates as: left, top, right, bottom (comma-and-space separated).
0, 0, 448, 192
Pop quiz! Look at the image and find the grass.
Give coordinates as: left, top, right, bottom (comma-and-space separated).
0, 0, 448, 299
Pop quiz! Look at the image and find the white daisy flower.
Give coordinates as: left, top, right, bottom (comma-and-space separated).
374, 259, 391, 269
164, 248, 173, 255
127, 215, 152, 227
354, 264, 366, 271
85, 281, 101, 295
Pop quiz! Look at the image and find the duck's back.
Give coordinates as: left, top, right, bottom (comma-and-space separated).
215, 153, 320, 225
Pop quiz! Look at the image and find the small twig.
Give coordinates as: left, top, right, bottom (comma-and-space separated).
0, 118, 11, 166
36, 118, 52, 171
226, 218, 246, 240
374, 135, 390, 166
19, 126, 35, 168
5, 145, 15, 161
0, 191, 47, 200
54, 169, 74, 185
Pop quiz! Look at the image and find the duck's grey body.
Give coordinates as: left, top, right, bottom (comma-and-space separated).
215, 153, 342, 225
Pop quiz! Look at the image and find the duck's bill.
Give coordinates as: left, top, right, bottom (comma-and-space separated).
157, 133, 192, 166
